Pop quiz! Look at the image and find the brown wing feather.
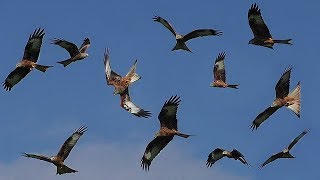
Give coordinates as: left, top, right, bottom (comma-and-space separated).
213, 52, 226, 82
23, 28, 45, 62
3, 67, 31, 91
22, 153, 53, 163
56, 126, 87, 161
120, 88, 151, 118
158, 95, 181, 130
250, 107, 280, 130
103, 48, 122, 86
275, 67, 292, 98
141, 136, 173, 170
287, 129, 309, 150
52, 38, 79, 57
261, 152, 283, 167
183, 29, 222, 42
79, 38, 90, 53
153, 15, 177, 36
248, 3, 272, 39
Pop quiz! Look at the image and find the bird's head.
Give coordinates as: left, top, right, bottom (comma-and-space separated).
16, 62, 23, 67
271, 100, 281, 108
248, 39, 255, 45
154, 132, 160, 138
175, 34, 183, 40
210, 82, 216, 87
84, 53, 89, 57
113, 89, 122, 95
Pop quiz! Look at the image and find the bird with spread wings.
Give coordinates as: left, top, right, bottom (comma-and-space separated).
120, 88, 151, 118
210, 52, 239, 89
250, 67, 300, 130
103, 48, 141, 95
22, 126, 87, 175
261, 129, 309, 168
153, 15, 222, 52
3, 28, 53, 91
206, 148, 250, 167
52, 37, 90, 67
248, 3, 292, 49
141, 95, 191, 170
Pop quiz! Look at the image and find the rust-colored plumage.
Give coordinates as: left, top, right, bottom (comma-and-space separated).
22, 126, 87, 175
248, 3, 292, 49
251, 67, 301, 130
3, 28, 52, 91
141, 96, 191, 170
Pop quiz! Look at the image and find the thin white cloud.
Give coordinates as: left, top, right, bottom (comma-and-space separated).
0, 142, 252, 180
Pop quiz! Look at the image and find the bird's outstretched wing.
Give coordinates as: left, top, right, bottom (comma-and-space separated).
213, 52, 226, 82
56, 126, 87, 161
23, 28, 45, 62
153, 15, 177, 36
287, 129, 309, 150
231, 149, 250, 165
52, 38, 80, 57
141, 136, 173, 170
3, 67, 31, 91
79, 38, 90, 53
248, 3, 272, 39
22, 153, 53, 163
250, 107, 280, 130
275, 67, 292, 98
261, 152, 283, 167
120, 88, 151, 118
158, 95, 181, 130
183, 29, 222, 42
206, 148, 225, 167
103, 48, 122, 85
125, 59, 141, 84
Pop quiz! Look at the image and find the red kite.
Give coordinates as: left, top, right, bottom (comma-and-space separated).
52, 37, 90, 67
103, 48, 141, 95
3, 28, 52, 91
261, 129, 309, 167
250, 67, 300, 130
206, 148, 250, 167
120, 88, 151, 118
22, 126, 87, 175
141, 95, 191, 170
210, 52, 239, 89
153, 15, 222, 52
248, 3, 292, 49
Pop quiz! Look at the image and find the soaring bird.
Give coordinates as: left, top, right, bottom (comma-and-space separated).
248, 3, 292, 49
261, 129, 309, 167
206, 148, 250, 167
3, 28, 52, 91
250, 67, 300, 130
141, 95, 191, 170
103, 48, 141, 95
210, 52, 239, 89
119, 87, 151, 118
22, 126, 87, 175
153, 15, 222, 52
52, 37, 90, 67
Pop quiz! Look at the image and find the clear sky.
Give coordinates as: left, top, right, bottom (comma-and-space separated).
0, 0, 318, 179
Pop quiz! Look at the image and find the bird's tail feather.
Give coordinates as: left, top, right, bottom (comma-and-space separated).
273, 39, 292, 45
176, 132, 192, 138
35, 64, 53, 73
57, 59, 73, 67
172, 42, 192, 52
56, 165, 77, 175
287, 82, 301, 117
283, 152, 295, 158
227, 84, 239, 89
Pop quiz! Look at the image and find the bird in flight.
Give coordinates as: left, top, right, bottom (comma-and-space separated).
22, 126, 87, 175
210, 52, 239, 89
261, 129, 309, 168
119, 87, 151, 118
103, 48, 141, 95
153, 15, 222, 52
248, 3, 292, 49
250, 67, 300, 130
206, 148, 250, 167
52, 37, 90, 67
3, 28, 52, 91
141, 95, 191, 170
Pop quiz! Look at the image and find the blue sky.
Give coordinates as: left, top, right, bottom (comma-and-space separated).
0, 0, 318, 179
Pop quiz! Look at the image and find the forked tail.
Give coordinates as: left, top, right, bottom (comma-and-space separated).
56, 164, 78, 175
35, 64, 53, 73
227, 84, 239, 89
273, 39, 292, 45
57, 59, 73, 67
176, 132, 192, 138
172, 42, 192, 52
287, 81, 301, 117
